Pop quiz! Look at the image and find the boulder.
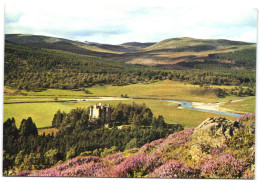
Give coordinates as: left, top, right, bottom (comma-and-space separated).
249, 122, 255, 135
189, 117, 244, 161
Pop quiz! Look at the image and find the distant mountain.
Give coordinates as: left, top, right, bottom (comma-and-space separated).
123, 37, 256, 69
5, 34, 135, 57
145, 37, 255, 51
121, 42, 156, 47
5, 34, 256, 69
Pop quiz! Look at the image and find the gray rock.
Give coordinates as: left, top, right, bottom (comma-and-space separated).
189, 117, 245, 161
249, 122, 255, 135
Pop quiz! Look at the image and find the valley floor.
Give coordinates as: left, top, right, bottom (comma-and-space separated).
4, 80, 255, 129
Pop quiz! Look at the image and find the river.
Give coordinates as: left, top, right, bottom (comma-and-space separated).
58, 97, 242, 117
163, 99, 242, 117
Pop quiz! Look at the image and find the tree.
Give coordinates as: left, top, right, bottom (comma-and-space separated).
152, 115, 166, 129
125, 138, 139, 150
66, 147, 76, 160
52, 110, 66, 128
3, 118, 19, 139
3, 151, 14, 175
15, 150, 25, 168
44, 149, 59, 166
19, 117, 38, 137
4, 118, 18, 137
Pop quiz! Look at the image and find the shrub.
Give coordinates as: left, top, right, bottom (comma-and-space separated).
148, 160, 200, 178
110, 153, 164, 177
103, 153, 125, 165
199, 153, 247, 178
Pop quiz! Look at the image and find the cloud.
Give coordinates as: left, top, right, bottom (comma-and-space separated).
4, 4, 23, 23
4, 3, 257, 44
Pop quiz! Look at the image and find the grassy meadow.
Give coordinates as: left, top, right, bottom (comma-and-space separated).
222, 97, 256, 113
5, 80, 244, 102
4, 80, 253, 129
4, 98, 238, 129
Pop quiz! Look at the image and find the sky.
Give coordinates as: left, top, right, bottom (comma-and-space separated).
4, 1, 259, 45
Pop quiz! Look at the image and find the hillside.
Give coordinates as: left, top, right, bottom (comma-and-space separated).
5, 34, 155, 57
4, 41, 162, 91
5, 34, 131, 57
145, 37, 254, 51
124, 37, 256, 69
13, 113, 255, 178
4, 40, 256, 92
5, 34, 257, 69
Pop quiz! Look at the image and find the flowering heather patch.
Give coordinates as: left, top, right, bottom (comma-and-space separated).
157, 128, 194, 151
59, 162, 106, 177
242, 168, 255, 179
148, 160, 200, 178
13, 156, 101, 177
12, 170, 31, 176
55, 156, 100, 171
149, 138, 165, 146
199, 152, 248, 178
139, 138, 165, 153
12, 123, 254, 178
110, 152, 164, 177
237, 113, 255, 123
209, 147, 224, 156
103, 153, 125, 165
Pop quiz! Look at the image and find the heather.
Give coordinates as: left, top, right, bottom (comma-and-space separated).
4, 104, 183, 175
148, 160, 200, 178
11, 113, 255, 178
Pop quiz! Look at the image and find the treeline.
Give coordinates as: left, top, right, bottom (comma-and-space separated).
216, 86, 255, 98
52, 103, 170, 128
209, 48, 256, 68
4, 42, 256, 92
3, 104, 183, 175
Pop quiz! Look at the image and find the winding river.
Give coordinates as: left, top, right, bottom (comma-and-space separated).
163, 99, 242, 117
59, 97, 242, 118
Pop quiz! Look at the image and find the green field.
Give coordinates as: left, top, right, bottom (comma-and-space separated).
4, 80, 253, 129
5, 80, 244, 103
4, 98, 238, 129
222, 97, 256, 113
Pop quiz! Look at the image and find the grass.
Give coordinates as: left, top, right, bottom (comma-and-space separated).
106, 99, 238, 128
85, 80, 242, 103
222, 97, 256, 113
4, 80, 246, 103
38, 128, 58, 136
4, 102, 96, 128
4, 99, 238, 129
22, 88, 88, 96
4, 80, 252, 129
145, 37, 255, 50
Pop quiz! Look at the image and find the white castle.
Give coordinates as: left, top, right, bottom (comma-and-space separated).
89, 103, 111, 125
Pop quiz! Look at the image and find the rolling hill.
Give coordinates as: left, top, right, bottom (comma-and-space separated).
123, 37, 256, 68
5, 34, 128, 57
5, 34, 256, 69
145, 37, 254, 51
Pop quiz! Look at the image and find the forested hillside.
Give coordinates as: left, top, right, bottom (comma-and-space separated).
4, 41, 256, 92
209, 48, 256, 68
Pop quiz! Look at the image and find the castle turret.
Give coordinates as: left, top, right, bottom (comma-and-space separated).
89, 103, 111, 126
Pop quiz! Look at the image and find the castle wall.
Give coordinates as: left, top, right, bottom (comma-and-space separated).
92, 107, 101, 119
89, 104, 111, 125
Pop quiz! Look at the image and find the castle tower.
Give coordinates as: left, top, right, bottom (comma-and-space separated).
89, 106, 94, 119
89, 103, 111, 126
105, 105, 111, 122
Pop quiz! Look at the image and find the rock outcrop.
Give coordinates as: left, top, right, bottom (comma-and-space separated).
189, 117, 245, 161
249, 122, 255, 135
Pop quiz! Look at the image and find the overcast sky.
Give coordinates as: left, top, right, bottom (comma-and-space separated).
4, 2, 258, 44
